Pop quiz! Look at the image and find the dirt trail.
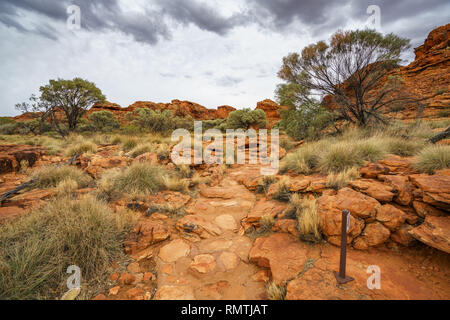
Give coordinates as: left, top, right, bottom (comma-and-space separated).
100, 163, 450, 301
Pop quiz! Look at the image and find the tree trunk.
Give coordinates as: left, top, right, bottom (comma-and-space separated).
429, 126, 450, 144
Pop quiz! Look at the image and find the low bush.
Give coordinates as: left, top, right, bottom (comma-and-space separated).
64, 141, 97, 157
0, 196, 135, 299
413, 145, 450, 174
32, 165, 92, 189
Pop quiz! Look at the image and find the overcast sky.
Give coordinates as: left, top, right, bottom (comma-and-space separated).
0, 0, 448, 116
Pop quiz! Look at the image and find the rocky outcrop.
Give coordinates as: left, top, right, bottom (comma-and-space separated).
409, 216, 450, 254
88, 99, 236, 123
0, 145, 45, 174
255, 99, 285, 128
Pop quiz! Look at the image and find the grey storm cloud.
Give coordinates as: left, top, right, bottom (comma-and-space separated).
216, 76, 243, 87
0, 0, 448, 45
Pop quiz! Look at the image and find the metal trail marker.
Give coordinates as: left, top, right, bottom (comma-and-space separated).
333, 209, 354, 284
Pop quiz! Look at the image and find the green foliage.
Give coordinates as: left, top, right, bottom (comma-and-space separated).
16, 78, 106, 137
0, 117, 15, 125
87, 111, 120, 132
277, 29, 411, 125
225, 109, 267, 130
127, 108, 193, 133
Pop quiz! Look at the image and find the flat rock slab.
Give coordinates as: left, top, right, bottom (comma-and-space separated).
409, 215, 450, 253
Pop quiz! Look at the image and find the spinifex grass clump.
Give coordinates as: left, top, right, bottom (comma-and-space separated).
414, 145, 450, 174
32, 165, 92, 189
0, 196, 135, 300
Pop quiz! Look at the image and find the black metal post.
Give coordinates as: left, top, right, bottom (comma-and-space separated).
334, 210, 354, 284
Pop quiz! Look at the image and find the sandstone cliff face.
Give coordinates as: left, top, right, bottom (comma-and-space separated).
88, 99, 237, 123
323, 24, 449, 122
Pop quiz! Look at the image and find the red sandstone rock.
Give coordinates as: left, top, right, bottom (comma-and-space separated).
249, 233, 308, 285
409, 216, 450, 253
376, 204, 407, 231
353, 222, 391, 250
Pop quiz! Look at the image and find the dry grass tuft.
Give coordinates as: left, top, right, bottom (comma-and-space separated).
326, 167, 360, 190
266, 281, 286, 300
32, 165, 91, 189
413, 145, 450, 174
0, 195, 135, 300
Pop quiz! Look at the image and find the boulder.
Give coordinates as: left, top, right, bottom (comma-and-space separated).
376, 204, 407, 231
391, 224, 417, 247
349, 179, 396, 202
353, 222, 391, 250
158, 239, 191, 263
380, 175, 414, 206
409, 174, 450, 210
409, 216, 450, 253
249, 233, 308, 285
360, 163, 390, 179
189, 254, 216, 274
246, 199, 287, 224
412, 200, 447, 218
154, 285, 195, 300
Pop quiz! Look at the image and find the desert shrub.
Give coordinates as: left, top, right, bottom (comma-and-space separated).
88, 111, 120, 132
259, 214, 275, 231
438, 109, 450, 118
266, 281, 286, 300
56, 178, 79, 197
280, 143, 321, 174
0, 123, 19, 135
289, 194, 321, 242
427, 119, 450, 129
162, 175, 190, 194
318, 141, 363, 173
127, 108, 192, 133
129, 143, 157, 158
270, 176, 291, 201
385, 138, 425, 156
279, 136, 296, 151
256, 175, 277, 194
113, 163, 168, 196
413, 145, 450, 174
354, 138, 386, 162
326, 167, 360, 190
278, 104, 334, 141
202, 119, 226, 131
0, 196, 135, 299
120, 137, 139, 151
176, 164, 193, 178
225, 109, 267, 130
65, 141, 97, 157
32, 165, 92, 189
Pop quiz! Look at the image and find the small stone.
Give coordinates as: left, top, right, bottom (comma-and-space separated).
218, 251, 239, 271
143, 272, 154, 281
127, 262, 141, 273
92, 294, 107, 300
252, 270, 270, 283
109, 286, 120, 296
189, 254, 216, 274
215, 214, 238, 230
118, 272, 135, 285
159, 239, 191, 263
161, 264, 174, 274
126, 288, 144, 300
